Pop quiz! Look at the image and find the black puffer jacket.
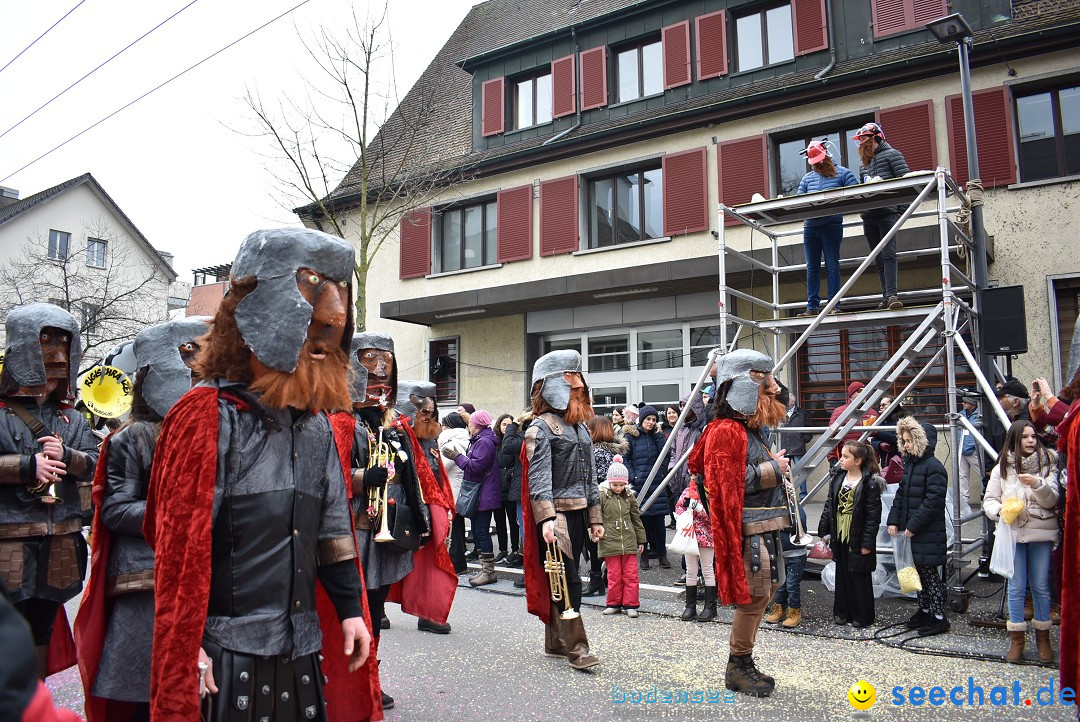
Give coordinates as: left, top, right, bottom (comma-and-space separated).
859, 140, 910, 218
818, 468, 884, 574
625, 424, 668, 517
886, 419, 947, 565
498, 419, 529, 504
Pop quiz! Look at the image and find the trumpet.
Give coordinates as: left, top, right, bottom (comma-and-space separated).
783, 473, 814, 548
27, 434, 63, 504
367, 428, 395, 542
544, 539, 579, 620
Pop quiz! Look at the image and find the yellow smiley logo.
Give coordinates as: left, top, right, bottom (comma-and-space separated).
848, 680, 876, 710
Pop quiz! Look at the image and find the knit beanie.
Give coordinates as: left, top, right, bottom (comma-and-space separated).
471, 409, 493, 428
459, 403, 476, 414
638, 404, 659, 422
606, 455, 629, 483
622, 406, 639, 423
847, 381, 865, 398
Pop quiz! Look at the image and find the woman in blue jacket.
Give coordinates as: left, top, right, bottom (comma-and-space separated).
796, 140, 859, 316
626, 405, 670, 568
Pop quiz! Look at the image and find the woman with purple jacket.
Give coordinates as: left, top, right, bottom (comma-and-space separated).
450, 409, 502, 587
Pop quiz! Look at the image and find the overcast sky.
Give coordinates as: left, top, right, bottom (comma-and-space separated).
0, 0, 477, 281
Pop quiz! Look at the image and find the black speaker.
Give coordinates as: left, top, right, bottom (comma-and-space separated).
980, 285, 1027, 355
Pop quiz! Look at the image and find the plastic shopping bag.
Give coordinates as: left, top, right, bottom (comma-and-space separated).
668, 508, 699, 556
892, 533, 922, 594
989, 518, 1017, 579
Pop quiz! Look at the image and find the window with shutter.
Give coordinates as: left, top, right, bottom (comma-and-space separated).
696, 10, 728, 80
718, 136, 767, 226
539, 176, 579, 255
876, 101, 936, 173
429, 337, 459, 405
551, 54, 576, 118
662, 147, 708, 236
579, 47, 608, 110
791, 0, 827, 55
586, 163, 663, 248
946, 87, 1017, 188
496, 185, 533, 263
662, 21, 691, 89
771, 118, 872, 196
481, 77, 505, 137
399, 207, 432, 279
872, 0, 946, 38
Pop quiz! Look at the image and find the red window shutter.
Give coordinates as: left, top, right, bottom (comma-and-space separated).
496, 185, 533, 263
872, 0, 909, 37
551, 54, 576, 119
399, 207, 431, 279
662, 21, 691, 89
539, 176, 579, 256
792, 0, 828, 55
717, 136, 767, 227
876, 101, 937, 173
695, 10, 728, 80
579, 47, 607, 111
481, 77, 504, 137
912, 0, 947, 25
946, 87, 1017, 189
662, 147, 708, 236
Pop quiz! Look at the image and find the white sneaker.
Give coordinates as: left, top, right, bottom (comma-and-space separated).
626, 609, 639, 618
602, 607, 620, 615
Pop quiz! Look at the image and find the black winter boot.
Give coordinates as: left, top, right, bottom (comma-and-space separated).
696, 585, 717, 622
680, 585, 699, 621
725, 654, 774, 697
582, 574, 605, 597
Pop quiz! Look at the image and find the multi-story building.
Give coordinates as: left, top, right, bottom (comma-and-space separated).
311, 0, 1080, 419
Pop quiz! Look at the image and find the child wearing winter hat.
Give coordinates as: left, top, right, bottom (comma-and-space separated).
598, 456, 647, 617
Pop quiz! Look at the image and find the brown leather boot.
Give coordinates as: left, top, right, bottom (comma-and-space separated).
764, 602, 784, 624
1034, 619, 1054, 663
560, 615, 600, 670
544, 603, 567, 658
469, 552, 497, 586
725, 653, 774, 697
1005, 622, 1026, 663
782, 607, 802, 628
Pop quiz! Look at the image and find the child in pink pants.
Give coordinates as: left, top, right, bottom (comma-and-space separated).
598, 456, 647, 617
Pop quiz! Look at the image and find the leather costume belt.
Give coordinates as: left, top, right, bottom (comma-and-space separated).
106, 569, 155, 596
0, 518, 82, 539
749, 532, 780, 584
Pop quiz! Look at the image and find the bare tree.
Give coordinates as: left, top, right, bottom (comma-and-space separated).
241, 5, 464, 328
0, 218, 172, 372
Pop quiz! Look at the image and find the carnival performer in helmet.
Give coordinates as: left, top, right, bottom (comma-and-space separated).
0, 302, 98, 680
143, 228, 377, 721
74, 317, 208, 721
688, 349, 790, 697
393, 380, 457, 634
339, 335, 456, 709
521, 350, 603, 670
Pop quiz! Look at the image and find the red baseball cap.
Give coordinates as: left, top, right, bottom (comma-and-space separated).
806, 140, 829, 165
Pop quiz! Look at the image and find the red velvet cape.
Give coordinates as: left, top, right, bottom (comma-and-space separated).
688, 418, 752, 606
386, 418, 457, 625
1058, 398, 1080, 697
73, 431, 138, 722
143, 389, 380, 721
519, 439, 551, 624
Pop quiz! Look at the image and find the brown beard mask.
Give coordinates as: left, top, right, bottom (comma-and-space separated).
412, 415, 441, 441
858, 139, 876, 168
747, 386, 786, 430
250, 343, 352, 412
563, 387, 594, 425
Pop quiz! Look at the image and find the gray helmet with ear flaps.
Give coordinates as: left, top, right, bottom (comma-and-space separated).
348, 332, 395, 404
714, 349, 774, 416
531, 349, 585, 411
4, 302, 82, 397
395, 380, 436, 421
230, 228, 354, 373
133, 317, 210, 418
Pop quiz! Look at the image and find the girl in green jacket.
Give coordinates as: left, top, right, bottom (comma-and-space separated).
599, 456, 646, 617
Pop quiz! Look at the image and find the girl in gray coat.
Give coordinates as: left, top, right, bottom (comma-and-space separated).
854, 122, 910, 310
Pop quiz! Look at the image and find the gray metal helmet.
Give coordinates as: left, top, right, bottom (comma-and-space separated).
231, 228, 354, 373
133, 317, 210, 418
714, 349, 775, 416
531, 349, 585, 411
349, 332, 396, 405
395, 379, 436, 421
4, 302, 82, 398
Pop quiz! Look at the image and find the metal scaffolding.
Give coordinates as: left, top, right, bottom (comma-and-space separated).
638, 168, 1010, 610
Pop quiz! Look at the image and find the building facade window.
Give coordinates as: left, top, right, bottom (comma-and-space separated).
86, 238, 107, 268
82, 303, 101, 336
615, 38, 662, 103
1051, 275, 1080, 389
1015, 84, 1080, 182
773, 120, 870, 197
587, 164, 663, 248
514, 71, 552, 129
48, 229, 70, 260
435, 199, 497, 273
429, 337, 459, 405
734, 3, 794, 72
